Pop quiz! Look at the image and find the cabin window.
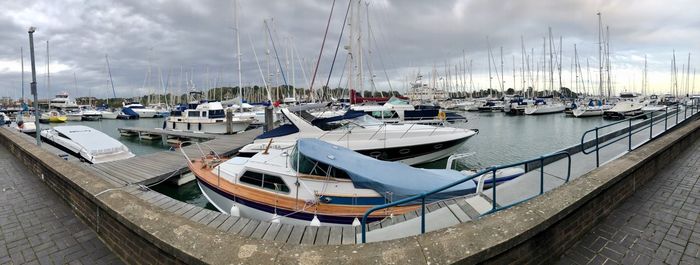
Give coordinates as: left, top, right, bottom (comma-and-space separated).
240, 171, 263, 186
188, 111, 200, 117
262, 174, 290, 193
239, 171, 290, 193
209, 109, 225, 118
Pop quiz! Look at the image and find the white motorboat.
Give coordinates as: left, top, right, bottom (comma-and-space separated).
239, 104, 478, 165
81, 109, 102, 121
123, 102, 158, 118
524, 98, 566, 115
65, 110, 83, 121
188, 138, 520, 226
98, 109, 119, 119
0, 112, 9, 125
166, 101, 252, 134
351, 97, 466, 124
572, 99, 610, 117
604, 92, 646, 119
40, 125, 135, 164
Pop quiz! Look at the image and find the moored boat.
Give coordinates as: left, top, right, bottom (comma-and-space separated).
187, 138, 521, 226
40, 125, 135, 163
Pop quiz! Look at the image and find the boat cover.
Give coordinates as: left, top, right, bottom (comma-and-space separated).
297, 138, 476, 202
53, 125, 128, 156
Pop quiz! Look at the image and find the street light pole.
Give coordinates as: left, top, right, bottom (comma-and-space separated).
28, 27, 40, 146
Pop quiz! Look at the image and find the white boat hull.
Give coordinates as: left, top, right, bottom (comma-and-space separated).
66, 114, 83, 121
133, 109, 157, 118
166, 121, 249, 134
524, 104, 565, 115
572, 108, 604, 117
100, 111, 119, 119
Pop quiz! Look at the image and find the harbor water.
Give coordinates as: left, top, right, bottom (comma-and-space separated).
50, 111, 624, 209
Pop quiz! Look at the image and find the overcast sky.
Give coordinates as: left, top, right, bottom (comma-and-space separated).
1, 0, 699, 99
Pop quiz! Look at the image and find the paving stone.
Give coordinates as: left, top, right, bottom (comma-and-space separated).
0, 146, 122, 263
560, 138, 700, 265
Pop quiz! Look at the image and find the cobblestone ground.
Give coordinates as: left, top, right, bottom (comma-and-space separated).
559, 138, 700, 265
0, 146, 122, 264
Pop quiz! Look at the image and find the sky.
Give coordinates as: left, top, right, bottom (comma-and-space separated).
1, 0, 699, 100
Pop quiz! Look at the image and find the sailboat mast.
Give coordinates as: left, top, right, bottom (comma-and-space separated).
46, 40, 50, 99
21, 47, 24, 103
235, 0, 243, 105
597, 12, 603, 98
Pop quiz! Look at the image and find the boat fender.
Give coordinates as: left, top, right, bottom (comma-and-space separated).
352, 217, 361, 227
310, 215, 321, 227
438, 111, 447, 120
229, 205, 240, 217
187, 123, 190, 131
271, 213, 281, 223
162, 121, 166, 129
198, 123, 202, 131
172, 122, 176, 129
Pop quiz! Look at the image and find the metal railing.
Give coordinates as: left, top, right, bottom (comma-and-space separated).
360, 151, 571, 243
581, 99, 700, 167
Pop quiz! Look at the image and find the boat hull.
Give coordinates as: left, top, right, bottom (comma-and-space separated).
166, 120, 249, 134
572, 108, 603, 117
524, 105, 566, 115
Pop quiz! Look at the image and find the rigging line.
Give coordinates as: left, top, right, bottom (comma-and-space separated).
324, 0, 352, 95
264, 19, 289, 89
368, 15, 392, 92
309, 0, 337, 100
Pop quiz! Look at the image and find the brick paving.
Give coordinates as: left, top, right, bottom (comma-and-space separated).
0, 146, 122, 264
560, 138, 700, 265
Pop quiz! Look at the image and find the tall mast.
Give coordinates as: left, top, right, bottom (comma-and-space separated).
46, 40, 50, 98
558, 36, 563, 92
687, 53, 691, 96
643, 54, 647, 96
548, 27, 554, 94
21, 47, 24, 103
606, 26, 611, 97
500, 46, 504, 93
234, 0, 243, 105
487, 37, 492, 93
597, 12, 603, 98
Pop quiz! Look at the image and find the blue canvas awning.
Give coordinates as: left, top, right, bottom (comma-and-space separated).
296, 138, 476, 202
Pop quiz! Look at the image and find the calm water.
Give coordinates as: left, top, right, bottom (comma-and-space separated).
50, 112, 626, 209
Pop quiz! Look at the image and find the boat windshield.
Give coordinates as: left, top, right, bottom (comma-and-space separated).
290, 146, 351, 180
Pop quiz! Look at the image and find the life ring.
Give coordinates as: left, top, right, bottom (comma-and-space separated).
437, 111, 447, 120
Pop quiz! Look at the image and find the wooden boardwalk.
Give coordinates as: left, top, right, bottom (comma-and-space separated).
117, 127, 218, 140
84, 128, 261, 186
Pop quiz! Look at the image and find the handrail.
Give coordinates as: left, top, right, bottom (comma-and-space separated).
361, 150, 571, 243
580, 99, 700, 167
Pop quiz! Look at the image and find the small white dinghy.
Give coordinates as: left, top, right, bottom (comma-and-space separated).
40, 125, 135, 164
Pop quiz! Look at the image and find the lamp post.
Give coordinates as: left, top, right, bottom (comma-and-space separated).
28, 27, 40, 146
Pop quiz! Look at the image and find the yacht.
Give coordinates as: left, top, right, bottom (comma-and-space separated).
65, 109, 83, 121
81, 108, 102, 121
99, 110, 119, 119
239, 104, 478, 165
188, 138, 520, 226
351, 97, 466, 124
48, 92, 79, 110
524, 97, 566, 115
0, 112, 9, 125
122, 102, 157, 118
166, 101, 252, 134
40, 125, 135, 164
572, 99, 610, 117
603, 92, 645, 119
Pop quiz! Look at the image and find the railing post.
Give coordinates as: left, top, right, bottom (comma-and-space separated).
628, 119, 632, 151
361, 219, 366, 243
420, 197, 426, 234
539, 156, 544, 195
650, 111, 654, 139
491, 170, 497, 211
595, 128, 600, 167
664, 106, 668, 131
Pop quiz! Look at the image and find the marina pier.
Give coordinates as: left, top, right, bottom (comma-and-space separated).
1, 107, 699, 264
